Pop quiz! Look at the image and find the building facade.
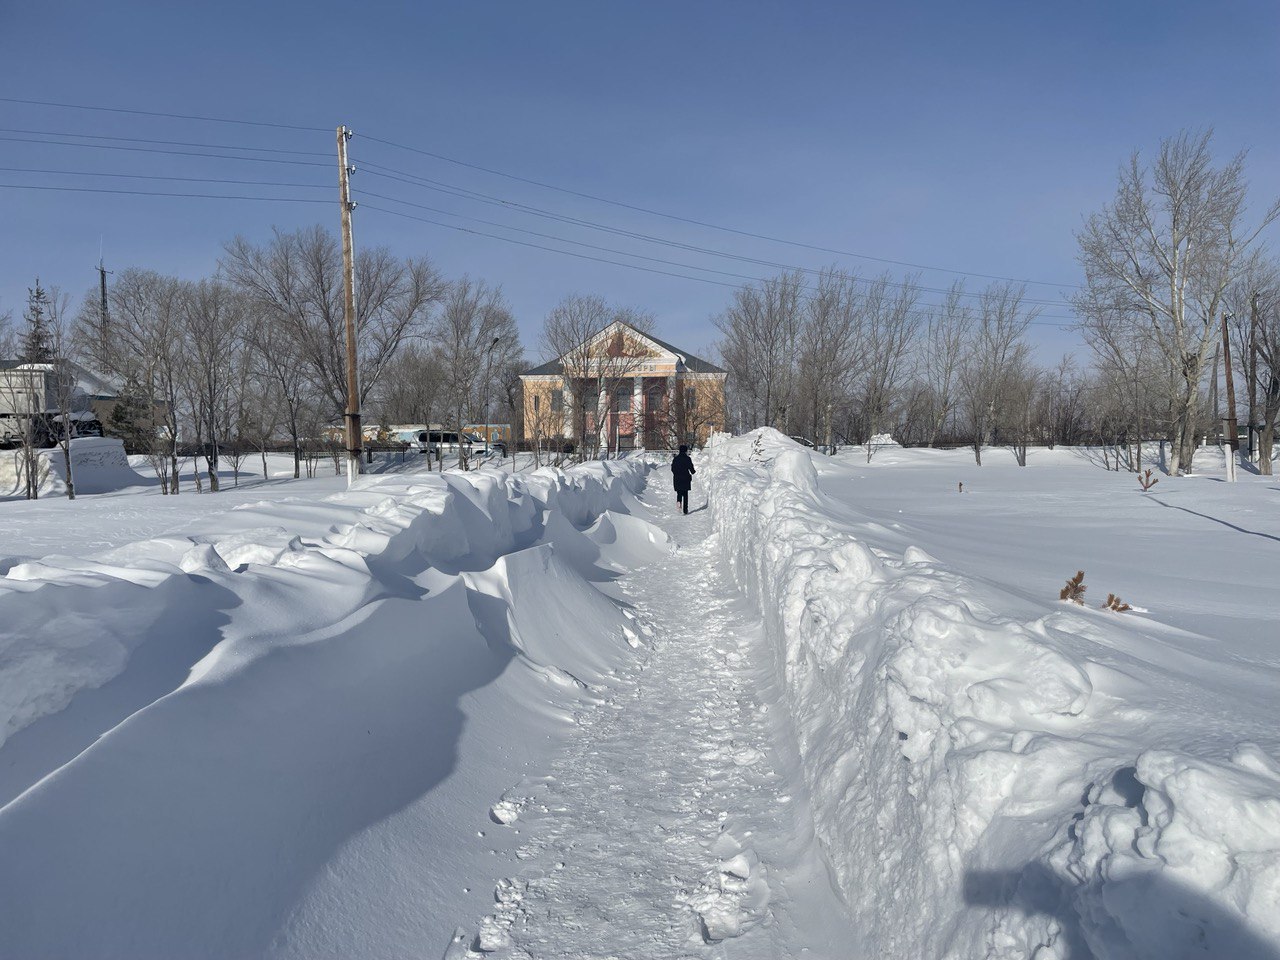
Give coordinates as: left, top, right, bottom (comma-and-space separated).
520, 321, 727, 452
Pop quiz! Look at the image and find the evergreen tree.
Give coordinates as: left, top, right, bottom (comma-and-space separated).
20, 279, 54, 364
108, 378, 155, 454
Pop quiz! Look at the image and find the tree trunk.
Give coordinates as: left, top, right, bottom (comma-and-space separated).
1259, 423, 1275, 475
61, 441, 75, 500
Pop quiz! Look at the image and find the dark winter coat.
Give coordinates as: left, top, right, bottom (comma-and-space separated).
671, 453, 696, 492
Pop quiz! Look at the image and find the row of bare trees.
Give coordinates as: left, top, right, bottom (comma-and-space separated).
715, 269, 1046, 463
717, 131, 1279, 474
22, 225, 528, 494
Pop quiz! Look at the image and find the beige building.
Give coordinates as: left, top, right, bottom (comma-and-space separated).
520, 321, 727, 452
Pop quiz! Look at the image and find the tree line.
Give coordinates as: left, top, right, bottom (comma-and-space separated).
1, 226, 526, 496
4, 129, 1276, 498
716, 131, 1280, 474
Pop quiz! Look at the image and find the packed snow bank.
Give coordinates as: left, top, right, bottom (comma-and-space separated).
0, 459, 647, 754
0, 458, 660, 957
0, 437, 146, 498
706, 429, 1280, 959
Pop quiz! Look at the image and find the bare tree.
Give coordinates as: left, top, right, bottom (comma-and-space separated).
919, 282, 973, 446
959, 283, 1037, 465
106, 269, 187, 493
1073, 131, 1280, 475
1224, 260, 1280, 473
853, 273, 923, 449
47, 287, 81, 499
713, 272, 804, 432
795, 269, 863, 448
433, 278, 519, 469
221, 226, 445, 421
0, 304, 14, 357
241, 307, 313, 479
180, 279, 247, 492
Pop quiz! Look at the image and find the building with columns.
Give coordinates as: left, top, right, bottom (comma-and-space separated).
520, 321, 727, 453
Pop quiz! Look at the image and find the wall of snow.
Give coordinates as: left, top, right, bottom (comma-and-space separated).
0, 436, 145, 498
0, 459, 648, 752
706, 428, 1280, 959
0, 457, 660, 957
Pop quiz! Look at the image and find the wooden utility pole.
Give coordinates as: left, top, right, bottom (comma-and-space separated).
1222, 312, 1239, 482
1248, 291, 1261, 462
336, 125, 361, 486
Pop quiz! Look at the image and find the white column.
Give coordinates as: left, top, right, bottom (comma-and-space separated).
632, 376, 644, 450
598, 384, 608, 454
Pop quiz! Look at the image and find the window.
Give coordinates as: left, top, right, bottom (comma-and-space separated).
684, 387, 697, 411
551, 389, 563, 413
533, 394, 541, 413
613, 384, 631, 413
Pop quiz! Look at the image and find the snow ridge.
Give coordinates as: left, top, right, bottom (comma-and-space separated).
706, 429, 1280, 959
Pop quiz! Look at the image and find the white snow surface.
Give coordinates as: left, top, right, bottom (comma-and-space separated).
708, 429, 1280, 959
2, 434, 1279, 959
0, 459, 664, 957
0, 436, 146, 498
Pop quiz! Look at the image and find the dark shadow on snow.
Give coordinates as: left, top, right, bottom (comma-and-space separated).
0, 574, 242, 809
965, 862, 1280, 959
1147, 495, 1280, 545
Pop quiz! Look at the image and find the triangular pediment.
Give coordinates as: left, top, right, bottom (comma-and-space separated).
582, 321, 679, 365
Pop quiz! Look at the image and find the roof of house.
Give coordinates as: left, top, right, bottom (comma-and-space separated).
522, 321, 726, 377
0, 358, 123, 395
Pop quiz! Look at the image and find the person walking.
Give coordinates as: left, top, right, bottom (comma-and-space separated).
671, 444, 696, 514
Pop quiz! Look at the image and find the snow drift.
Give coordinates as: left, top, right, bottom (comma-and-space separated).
1, 436, 146, 498
706, 429, 1280, 959
0, 458, 660, 958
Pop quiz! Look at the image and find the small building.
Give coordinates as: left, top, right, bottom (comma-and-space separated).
519, 321, 727, 452
0, 360, 121, 444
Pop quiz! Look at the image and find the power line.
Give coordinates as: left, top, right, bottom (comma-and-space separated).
0, 166, 328, 189
0, 182, 330, 204
5, 135, 331, 168
0, 97, 1081, 292
359, 161, 1076, 308
0, 127, 329, 158
361, 201, 1077, 328
361, 187, 1079, 321
0, 95, 327, 134
360, 132, 1083, 290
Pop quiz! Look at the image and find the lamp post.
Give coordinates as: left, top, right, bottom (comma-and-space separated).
482, 336, 502, 463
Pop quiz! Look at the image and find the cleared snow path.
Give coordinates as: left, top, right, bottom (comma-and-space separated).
451, 484, 858, 959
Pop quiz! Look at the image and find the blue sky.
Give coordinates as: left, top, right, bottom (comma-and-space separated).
2, 0, 1277, 364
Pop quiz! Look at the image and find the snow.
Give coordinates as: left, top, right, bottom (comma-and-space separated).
1, 433, 1278, 958
708, 429, 1280, 958
0, 437, 146, 498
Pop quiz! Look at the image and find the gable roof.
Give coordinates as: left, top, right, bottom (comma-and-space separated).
521, 321, 726, 377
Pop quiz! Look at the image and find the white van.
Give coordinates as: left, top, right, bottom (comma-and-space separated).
416, 430, 476, 460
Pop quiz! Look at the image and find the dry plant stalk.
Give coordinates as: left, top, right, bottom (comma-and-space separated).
1103, 593, 1132, 613
1138, 468, 1159, 492
1059, 571, 1086, 605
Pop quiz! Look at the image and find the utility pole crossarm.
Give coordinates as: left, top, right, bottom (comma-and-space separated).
337, 124, 361, 486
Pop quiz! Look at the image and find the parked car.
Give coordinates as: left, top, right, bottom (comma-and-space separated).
416, 430, 475, 460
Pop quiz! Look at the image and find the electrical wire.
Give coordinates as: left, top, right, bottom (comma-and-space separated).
358, 161, 1076, 308
360, 132, 1083, 290
6, 135, 331, 168
0, 182, 329, 204
360, 201, 1077, 329
0, 96, 1082, 292
0, 127, 329, 158
0, 96, 327, 133
360, 187, 1078, 321
0, 166, 328, 189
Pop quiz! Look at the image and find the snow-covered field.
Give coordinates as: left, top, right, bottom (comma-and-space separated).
0, 433, 1277, 958
710, 432, 1280, 959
